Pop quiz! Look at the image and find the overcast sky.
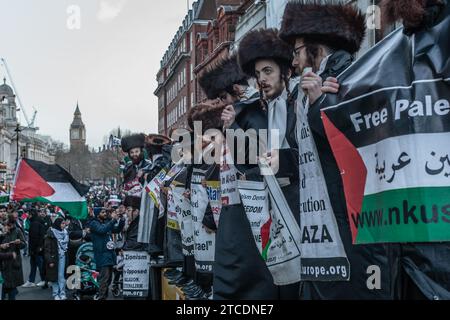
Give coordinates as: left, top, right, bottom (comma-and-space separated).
0, 0, 190, 148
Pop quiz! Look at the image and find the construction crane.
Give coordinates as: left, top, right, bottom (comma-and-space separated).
30, 106, 38, 129
1, 57, 37, 129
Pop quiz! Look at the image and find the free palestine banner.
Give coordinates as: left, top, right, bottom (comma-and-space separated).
12, 159, 89, 219
320, 10, 450, 244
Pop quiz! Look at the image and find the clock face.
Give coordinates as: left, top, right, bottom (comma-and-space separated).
71, 129, 79, 140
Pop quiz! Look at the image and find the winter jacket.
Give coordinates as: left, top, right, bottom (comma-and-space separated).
229, 88, 299, 180
89, 218, 125, 269
67, 217, 86, 266
0, 252, 14, 261
28, 216, 46, 256
214, 91, 290, 300
0, 227, 26, 289
43, 228, 62, 282
42, 215, 52, 232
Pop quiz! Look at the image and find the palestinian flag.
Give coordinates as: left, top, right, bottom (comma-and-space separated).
12, 159, 89, 219
311, 3, 450, 246
322, 57, 450, 244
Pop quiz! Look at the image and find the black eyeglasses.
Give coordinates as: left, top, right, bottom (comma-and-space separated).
293, 44, 306, 57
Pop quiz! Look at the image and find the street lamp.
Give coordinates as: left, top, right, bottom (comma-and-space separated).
14, 123, 22, 166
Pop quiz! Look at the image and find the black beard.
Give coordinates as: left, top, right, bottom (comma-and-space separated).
130, 153, 143, 165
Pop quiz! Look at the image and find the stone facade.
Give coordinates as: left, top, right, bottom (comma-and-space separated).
0, 78, 57, 188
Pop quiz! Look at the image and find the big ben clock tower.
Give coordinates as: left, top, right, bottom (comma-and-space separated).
70, 102, 87, 151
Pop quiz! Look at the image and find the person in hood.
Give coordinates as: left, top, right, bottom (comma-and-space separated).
44, 217, 69, 300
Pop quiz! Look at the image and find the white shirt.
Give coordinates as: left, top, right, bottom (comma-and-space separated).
267, 78, 300, 150
268, 88, 289, 150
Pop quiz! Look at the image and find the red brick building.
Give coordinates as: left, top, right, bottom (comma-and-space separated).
155, 0, 396, 136
194, 4, 242, 102
155, 0, 244, 135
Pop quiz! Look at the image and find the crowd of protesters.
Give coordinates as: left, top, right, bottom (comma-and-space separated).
0, 187, 135, 300
1, 0, 449, 301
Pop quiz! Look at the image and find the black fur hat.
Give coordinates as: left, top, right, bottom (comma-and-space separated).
279, 0, 366, 54
238, 28, 293, 77
121, 133, 145, 153
198, 56, 248, 99
123, 195, 141, 210
187, 101, 225, 132
380, 0, 445, 35
145, 134, 171, 146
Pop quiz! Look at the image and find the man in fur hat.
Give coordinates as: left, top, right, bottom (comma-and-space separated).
121, 134, 152, 198
197, 55, 268, 170
197, 52, 276, 301
279, 0, 395, 300
180, 102, 223, 299
144, 134, 172, 183
237, 28, 300, 183
210, 28, 301, 300
198, 55, 259, 105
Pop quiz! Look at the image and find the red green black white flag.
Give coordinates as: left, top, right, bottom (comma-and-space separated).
11, 159, 89, 219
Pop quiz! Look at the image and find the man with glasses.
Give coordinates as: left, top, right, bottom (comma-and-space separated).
280, 1, 394, 300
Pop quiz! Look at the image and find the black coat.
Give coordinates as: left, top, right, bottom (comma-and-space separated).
214, 93, 296, 300
302, 50, 394, 300
42, 215, 52, 232
145, 150, 172, 184
43, 228, 61, 282
28, 216, 46, 256
68, 218, 84, 241
89, 217, 125, 269
123, 216, 145, 251
0, 227, 26, 289
67, 218, 85, 266
0, 252, 14, 261
145, 153, 172, 257
229, 97, 268, 176
309, 4, 450, 300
